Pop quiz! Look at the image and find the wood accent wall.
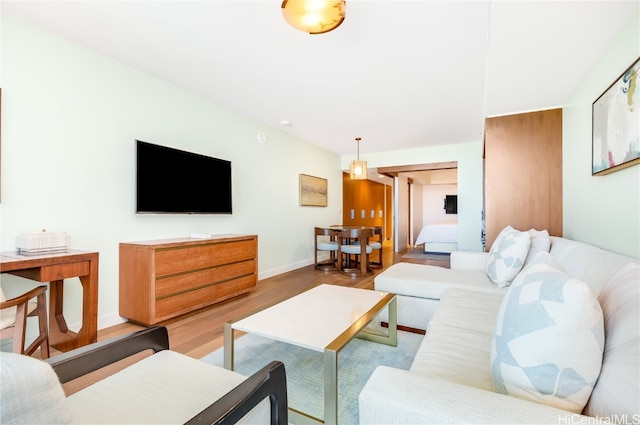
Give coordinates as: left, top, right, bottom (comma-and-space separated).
342, 173, 388, 237
484, 108, 563, 249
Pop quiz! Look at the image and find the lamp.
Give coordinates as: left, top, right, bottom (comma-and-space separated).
349, 137, 367, 180
281, 0, 346, 35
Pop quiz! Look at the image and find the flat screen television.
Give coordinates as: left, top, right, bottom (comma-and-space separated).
444, 195, 457, 214
136, 140, 232, 214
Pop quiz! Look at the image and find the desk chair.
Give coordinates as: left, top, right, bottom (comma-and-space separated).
0, 286, 50, 359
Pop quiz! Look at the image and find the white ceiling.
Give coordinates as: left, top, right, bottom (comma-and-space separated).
3, 0, 638, 156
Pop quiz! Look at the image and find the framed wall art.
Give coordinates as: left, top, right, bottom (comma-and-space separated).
299, 174, 327, 207
592, 57, 640, 175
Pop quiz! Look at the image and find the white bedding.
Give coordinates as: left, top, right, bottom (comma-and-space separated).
415, 221, 458, 246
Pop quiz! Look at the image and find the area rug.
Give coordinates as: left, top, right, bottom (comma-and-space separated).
200, 328, 423, 424
402, 247, 451, 261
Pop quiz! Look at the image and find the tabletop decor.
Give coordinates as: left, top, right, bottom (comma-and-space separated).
592, 57, 640, 175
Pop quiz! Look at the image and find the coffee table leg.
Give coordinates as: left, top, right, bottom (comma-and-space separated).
387, 296, 398, 346
223, 322, 235, 371
357, 296, 398, 347
324, 348, 338, 425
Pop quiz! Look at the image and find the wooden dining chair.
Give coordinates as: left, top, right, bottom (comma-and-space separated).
368, 226, 384, 269
314, 227, 339, 271
337, 227, 374, 277
0, 285, 50, 359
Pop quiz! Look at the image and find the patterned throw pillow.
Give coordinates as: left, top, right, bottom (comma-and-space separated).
490, 257, 605, 413
486, 226, 531, 287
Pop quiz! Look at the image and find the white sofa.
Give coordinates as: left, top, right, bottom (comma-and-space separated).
361, 236, 639, 424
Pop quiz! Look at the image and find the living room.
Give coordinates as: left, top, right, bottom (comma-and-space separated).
2, 2, 637, 334
0, 2, 639, 422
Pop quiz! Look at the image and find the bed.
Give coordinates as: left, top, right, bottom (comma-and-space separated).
414, 221, 458, 253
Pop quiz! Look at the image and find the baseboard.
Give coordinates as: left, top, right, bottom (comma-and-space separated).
258, 259, 314, 280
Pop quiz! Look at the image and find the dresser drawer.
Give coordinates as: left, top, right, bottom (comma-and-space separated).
155, 275, 256, 322
154, 239, 256, 277
155, 260, 256, 299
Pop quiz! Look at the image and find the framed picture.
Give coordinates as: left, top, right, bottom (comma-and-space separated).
299, 174, 327, 207
592, 57, 640, 175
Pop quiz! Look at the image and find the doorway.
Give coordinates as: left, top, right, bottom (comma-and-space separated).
378, 162, 458, 253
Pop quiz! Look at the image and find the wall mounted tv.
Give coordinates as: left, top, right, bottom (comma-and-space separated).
136, 140, 232, 214
444, 195, 457, 214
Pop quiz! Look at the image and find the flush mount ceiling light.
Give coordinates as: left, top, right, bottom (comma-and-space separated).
349, 137, 367, 180
281, 0, 346, 35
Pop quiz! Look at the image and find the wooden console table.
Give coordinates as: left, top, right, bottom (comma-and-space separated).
0, 250, 99, 351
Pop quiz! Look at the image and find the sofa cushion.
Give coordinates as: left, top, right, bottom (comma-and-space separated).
486, 226, 531, 288
410, 289, 504, 391
524, 229, 551, 267
0, 352, 72, 424
549, 236, 637, 297
490, 256, 604, 413
428, 288, 504, 335
374, 262, 502, 300
583, 263, 640, 418
411, 322, 496, 391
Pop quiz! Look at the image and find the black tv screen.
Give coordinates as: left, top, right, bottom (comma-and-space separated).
136, 140, 232, 214
444, 195, 457, 214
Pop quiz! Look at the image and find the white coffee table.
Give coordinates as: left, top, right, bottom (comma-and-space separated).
223, 284, 397, 425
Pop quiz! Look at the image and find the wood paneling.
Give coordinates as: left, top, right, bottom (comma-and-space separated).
484, 109, 563, 249
342, 173, 386, 232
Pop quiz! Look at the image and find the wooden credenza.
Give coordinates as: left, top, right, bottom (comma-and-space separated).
119, 234, 257, 325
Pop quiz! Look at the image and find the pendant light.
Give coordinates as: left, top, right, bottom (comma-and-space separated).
281, 0, 346, 35
349, 137, 367, 180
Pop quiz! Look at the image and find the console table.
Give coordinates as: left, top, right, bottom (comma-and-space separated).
0, 250, 99, 351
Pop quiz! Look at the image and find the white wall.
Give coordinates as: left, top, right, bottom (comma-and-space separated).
394, 174, 410, 252
423, 184, 458, 225
563, 15, 640, 259
0, 15, 343, 331
411, 182, 424, 246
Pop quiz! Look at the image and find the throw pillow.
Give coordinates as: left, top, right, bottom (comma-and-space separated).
486, 226, 531, 287
524, 229, 551, 267
490, 258, 605, 413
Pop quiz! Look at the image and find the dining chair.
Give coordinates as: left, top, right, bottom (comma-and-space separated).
314, 227, 339, 271
368, 226, 384, 269
0, 285, 50, 359
338, 227, 374, 277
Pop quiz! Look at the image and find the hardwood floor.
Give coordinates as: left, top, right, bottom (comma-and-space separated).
71, 241, 449, 359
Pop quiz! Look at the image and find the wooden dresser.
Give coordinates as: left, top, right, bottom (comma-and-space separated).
119, 234, 257, 325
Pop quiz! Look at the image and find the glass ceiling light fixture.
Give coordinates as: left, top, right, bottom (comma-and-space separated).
281, 0, 346, 35
349, 137, 368, 180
